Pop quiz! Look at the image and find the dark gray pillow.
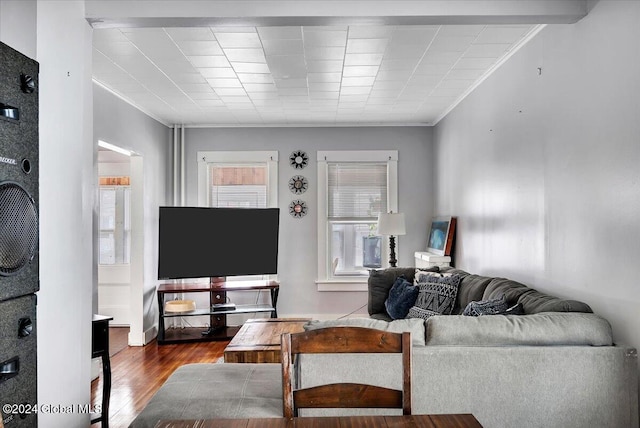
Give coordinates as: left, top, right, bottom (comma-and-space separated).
407, 274, 461, 320
384, 277, 419, 319
367, 267, 430, 316
463, 294, 509, 316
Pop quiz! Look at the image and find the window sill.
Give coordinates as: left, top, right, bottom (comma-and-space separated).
315, 280, 368, 292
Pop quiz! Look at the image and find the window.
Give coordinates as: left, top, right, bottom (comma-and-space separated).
317, 151, 398, 290
328, 163, 387, 275
197, 151, 278, 283
99, 185, 131, 265
197, 151, 278, 209
209, 164, 267, 208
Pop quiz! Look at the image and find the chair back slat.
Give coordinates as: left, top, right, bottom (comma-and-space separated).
290, 326, 403, 354
293, 383, 403, 409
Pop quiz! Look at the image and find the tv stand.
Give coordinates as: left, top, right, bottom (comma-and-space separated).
157, 279, 279, 344
201, 325, 224, 336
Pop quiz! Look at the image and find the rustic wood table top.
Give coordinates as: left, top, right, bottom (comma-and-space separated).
224, 318, 312, 363
155, 414, 483, 428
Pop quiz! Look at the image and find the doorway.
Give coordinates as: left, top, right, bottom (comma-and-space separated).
97, 141, 132, 328
96, 141, 144, 345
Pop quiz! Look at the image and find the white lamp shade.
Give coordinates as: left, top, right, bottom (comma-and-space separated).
377, 212, 406, 236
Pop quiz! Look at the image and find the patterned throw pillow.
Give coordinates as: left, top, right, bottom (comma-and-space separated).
385, 276, 419, 319
463, 294, 513, 316
407, 274, 461, 320
413, 267, 440, 286
462, 294, 524, 317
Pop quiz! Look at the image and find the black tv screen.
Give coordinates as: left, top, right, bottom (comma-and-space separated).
157, 206, 280, 280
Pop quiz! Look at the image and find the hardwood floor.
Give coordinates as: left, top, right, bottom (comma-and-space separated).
91, 334, 228, 428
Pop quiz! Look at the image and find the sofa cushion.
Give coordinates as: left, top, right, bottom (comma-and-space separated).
483, 277, 593, 314
425, 312, 613, 346
384, 277, 419, 319
304, 317, 426, 346
482, 277, 531, 305
442, 269, 493, 314
406, 274, 461, 320
368, 267, 435, 317
517, 289, 593, 313
462, 294, 509, 316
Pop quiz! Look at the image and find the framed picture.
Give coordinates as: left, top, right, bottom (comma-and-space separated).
427, 216, 457, 256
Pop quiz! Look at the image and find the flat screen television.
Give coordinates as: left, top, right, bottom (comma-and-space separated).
157, 206, 280, 280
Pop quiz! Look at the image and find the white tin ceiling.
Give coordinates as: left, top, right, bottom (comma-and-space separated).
93, 24, 540, 127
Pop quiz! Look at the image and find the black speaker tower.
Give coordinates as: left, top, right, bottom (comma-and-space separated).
0, 41, 39, 428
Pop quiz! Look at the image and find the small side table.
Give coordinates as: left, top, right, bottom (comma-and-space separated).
92, 314, 113, 428
414, 251, 451, 268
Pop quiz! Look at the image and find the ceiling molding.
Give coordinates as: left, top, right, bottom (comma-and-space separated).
93, 79, 173, 128
86, 1, 588, 28
182, 122, 431, 129
432, 24, 547, 126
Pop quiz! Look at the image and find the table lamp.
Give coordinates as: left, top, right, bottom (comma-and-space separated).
377, 212, 406, 267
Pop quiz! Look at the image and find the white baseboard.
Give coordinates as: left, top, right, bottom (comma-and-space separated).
144, 325, 157, 345
128, 325, 158, 346
128, 325, 157, 346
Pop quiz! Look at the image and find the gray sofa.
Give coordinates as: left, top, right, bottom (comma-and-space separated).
297, 266, 638, 427
131, 267, 639, 428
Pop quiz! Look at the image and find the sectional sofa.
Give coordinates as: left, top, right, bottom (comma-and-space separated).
131, 267, 639, 428
299, 266, 639, 427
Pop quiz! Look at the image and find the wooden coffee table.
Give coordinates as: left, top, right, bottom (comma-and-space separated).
223, 318, 311, 363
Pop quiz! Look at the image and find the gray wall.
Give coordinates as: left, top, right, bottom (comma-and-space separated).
433, 0, 640, 387
0, 0, 36, 58
184, 127, 434, 317
94, 83, 172, 339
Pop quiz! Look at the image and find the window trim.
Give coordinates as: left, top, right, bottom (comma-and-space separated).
197, 151, 278, 208
317, 150, 398, 290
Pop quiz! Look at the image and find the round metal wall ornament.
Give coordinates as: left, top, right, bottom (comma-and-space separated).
289, 150, 309, 169
289, 200, 308, 218
288, 175, 308, 195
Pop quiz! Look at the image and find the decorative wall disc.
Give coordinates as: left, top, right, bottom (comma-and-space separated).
289, 150, 309, 169
289, 200, 308, 218
288, 175, 308, 194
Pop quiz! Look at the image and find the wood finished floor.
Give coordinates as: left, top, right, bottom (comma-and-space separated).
91, 330, 228, 428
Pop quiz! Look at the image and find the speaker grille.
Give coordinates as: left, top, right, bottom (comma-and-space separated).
0, 182, 38, 276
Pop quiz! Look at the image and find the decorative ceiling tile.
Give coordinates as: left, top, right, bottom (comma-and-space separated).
214, 32, 262, 48
93, 23, 541, 126
188, 56, 230, 68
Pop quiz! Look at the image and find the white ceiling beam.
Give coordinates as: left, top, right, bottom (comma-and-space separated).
86, 0, 588, 28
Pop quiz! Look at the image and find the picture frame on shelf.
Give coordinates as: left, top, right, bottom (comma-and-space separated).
427, 216, 456, 256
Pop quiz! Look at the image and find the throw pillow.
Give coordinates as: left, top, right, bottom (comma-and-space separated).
384, 277, 419, 319
463, 294, 511, 316
504, 302, 525, 315
406, 273, 461, 320
413, 268, 442, 285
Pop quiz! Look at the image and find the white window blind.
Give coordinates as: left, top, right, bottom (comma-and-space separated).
317, 150, 397, 288
328, 163, 387, 220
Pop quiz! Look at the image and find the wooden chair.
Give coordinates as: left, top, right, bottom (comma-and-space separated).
280, 326, 411, 418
